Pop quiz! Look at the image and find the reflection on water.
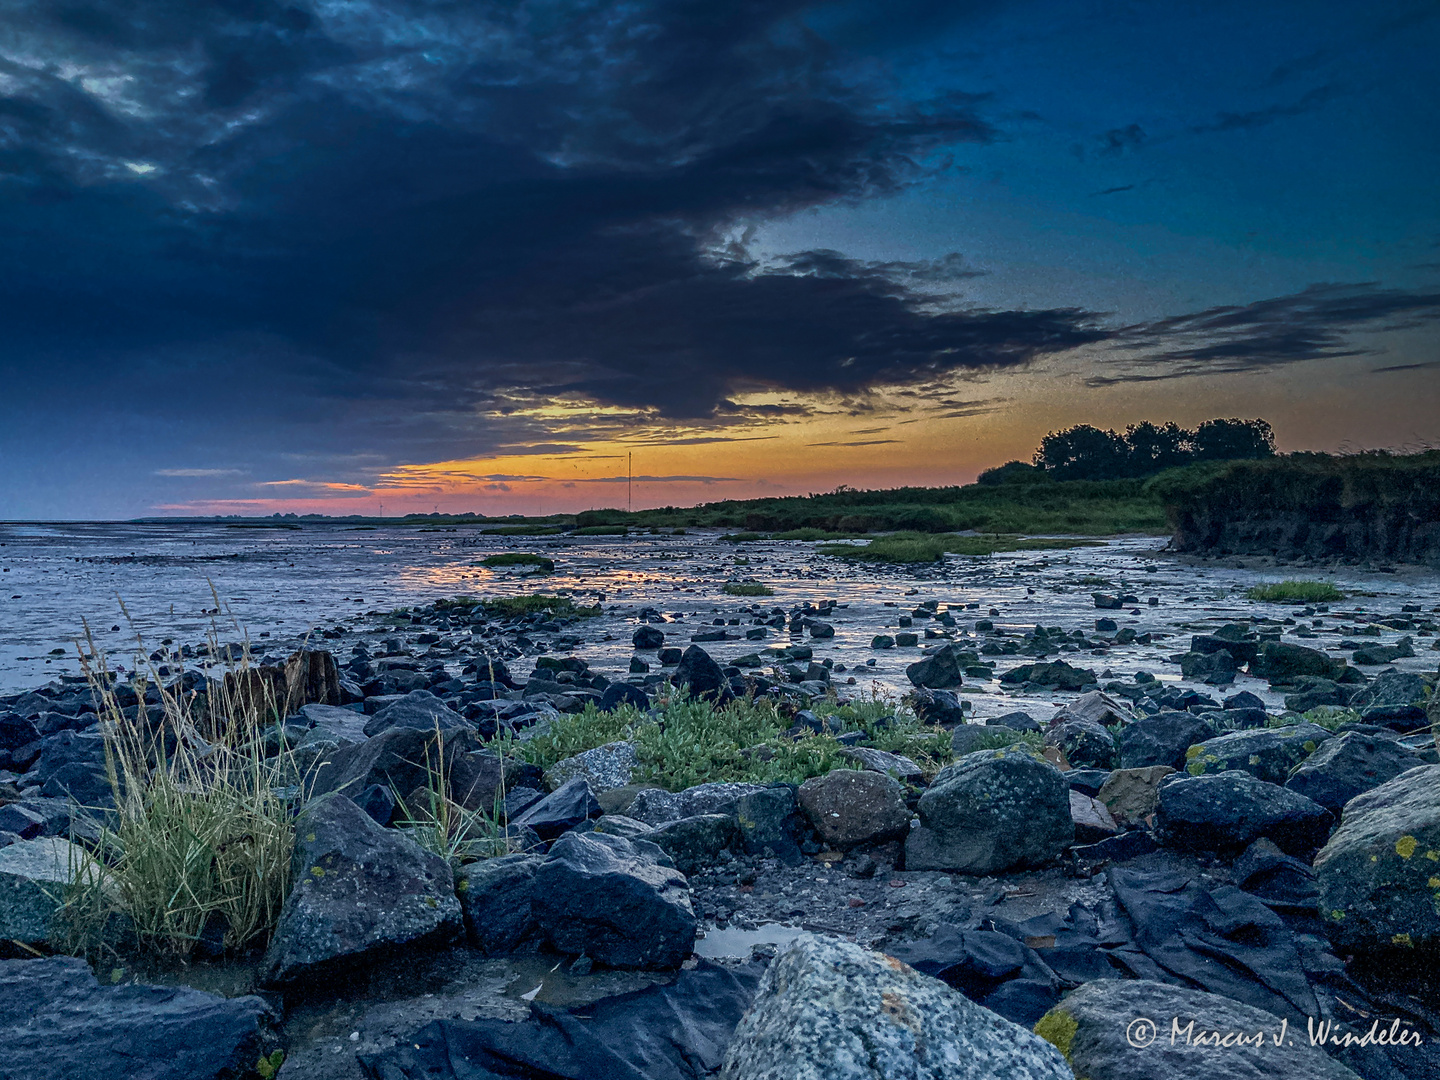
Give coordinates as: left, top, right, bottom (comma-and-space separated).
693, 923, 805, 960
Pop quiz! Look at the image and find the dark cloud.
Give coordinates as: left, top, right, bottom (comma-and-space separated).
1191, 83, 1340, 133
1096, 124, 1146, 155
805, 438, 900, 446
1088, 283, 1440, 386
1, 0, 1114, 471
1090, 184, 1135, 196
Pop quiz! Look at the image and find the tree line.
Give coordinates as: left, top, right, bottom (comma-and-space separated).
979, 418, 1276, 483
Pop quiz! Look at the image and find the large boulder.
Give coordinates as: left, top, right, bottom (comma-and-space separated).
628, 781, 768, 826
263, 793, 462, 983
719, 933, 1071, 1080
839, 746, 923, 782
1184, 724, 1332, 785
1284, 730, 1428, 812
906, 747, 1073, 873
510, 776, 602, 840
1096, 766, 1175, 825
1251, 641, 1346, 683
798, 769, 910, 847
1348, 670, 1430, 711
455, 853, 542, 954
544, 741, 639, 794
1054, 690, 1131, 728
674, 645, 727, 700
633, 624, 666, 650
1044, 717, 1116, 770
905, 644, 964, 689
647, 814, 742, 875
362, 689, 469, 737
1035, 978, 1359, 1080
999, 661, 1096, 691
1155, 771, 1333, 856
0, 956, 277, 1080
29, 729, 112, 806
307, 724, 479, 805
1314, 764, 1440, 953
1119, 711, 1215, 771
0, 836, 104, 947
532, 831, 696, 969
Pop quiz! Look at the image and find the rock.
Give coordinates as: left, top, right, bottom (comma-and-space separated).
544, 741, 639, 794
1251, 641, 1346, 683
905, 644, 964, 689
308, 724, 478, 805
1156, 771, 1333, 856
1096, 766, 1175, 825
354, 783, 397, 825
1053, 690, 1130, 728
647, 814, 741, 874
362, 689, 469, 737
0, 803, 44, 839
1044, 718, 1116, 769
1178, 649, 1237, 684
720, 933, 1071, 1080
1069, 790, 1119, 843
1283, 678, 1346, 712
872, 635, 895, 649
1284, 730, 1428, 812
674, 645, 727, 700
910, 687, 968, 726
628, 782, 768, 825
283, 648, 342, 712
30, 729, 112, 806
999, 661, 1096, 691
1063, 768, 1112, 797
592, 813, 656, 839
808, 621, 834, 639
633, 625, 666, 649
1184, 723, 1332, 784
885, 925, 1062, 1027
1233, 837, 1318, 911
948, 724, 1026, 756
1035, 978, 1360, 1080
906, 747, 1073, 873
1119, 711, 1216, 771
798, 769, 910, 847
510, 776, 603, 840
0, 836, 105, 947
532, 831, 696, 968
1348, 670, 1430, 711
455, 853, 543, 954
735, 785, 808, 864
1191, 633, 1260, 665
295, 702, 369, 746
1314, 764, 1440, 952
1093, 593, 1122, 609
0, 956, 276, 1080
839, 746, 923, 782
599, 682, 650, 711
1352, 638, 1415, 665
991, 710, 1040, 732
262, 793, 462, 983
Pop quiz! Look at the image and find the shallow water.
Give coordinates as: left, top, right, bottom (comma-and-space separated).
1, 522, 1436, 715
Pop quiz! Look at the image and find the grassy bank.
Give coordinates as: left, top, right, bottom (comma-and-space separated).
817, 533, 1102, 564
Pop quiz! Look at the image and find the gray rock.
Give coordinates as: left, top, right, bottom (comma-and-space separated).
1284, 730, 1428, 812
1156, 771, 1333, 856
30, 729, 112, 806
1348, 671, 1430, 711
511, 776, 603, 840
1069, 790, 1119, 842
799, 769, 910, 847
628, 781, 768, 826
263, 793, 462, 983
735, 785, 808, 864
905, 644, 964, 689
1185, 724, 1332, 785
544, 740, 639, 794
592, 813, 657, 839
674, 645, 727, 700
0, 956, 277, 1080
295, 702, 370, 746
1120, 711, 1216, 771
1252, 641, 1347, 683
1044, 717, 1116, 769
0, 836, 102, 946
906, 747, 1073, 873
532, 831, 697, 969
1053, 690, 1130, 728
839, 746, 923, 781
720, 933, 1071, 1080
647, 813, 741, 874
362, 689, 470, 737
633, 625, 666, 649
1036, 978, 1359, 1080
1314, 764, 1440, 952
307, 723, 479, 805
455, 853, 542, 954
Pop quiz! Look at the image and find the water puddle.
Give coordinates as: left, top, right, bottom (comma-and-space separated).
693, 923, 805, 960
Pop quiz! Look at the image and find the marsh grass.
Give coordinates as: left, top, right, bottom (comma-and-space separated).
62, 611, 295, 959
390, 725, 525, 865
474, 594, 603, 618
570, 525, 628, 536
1246, 580, 1345, 603
818, 532, 1101, 564
479, 552, 555, 572
722, 582, 774, 597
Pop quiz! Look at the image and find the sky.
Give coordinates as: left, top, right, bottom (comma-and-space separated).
1, 0, 1437, 519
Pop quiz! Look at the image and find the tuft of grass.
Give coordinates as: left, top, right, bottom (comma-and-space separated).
478, 594, 602, 618
479, 552, 555, 572
722, 581, 775, 596
818, 533, 1100, 564
571, 525, 628, 536
63, 619, 295, 958
1246, 580, 1344, 603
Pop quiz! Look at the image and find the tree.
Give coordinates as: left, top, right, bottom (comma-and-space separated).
1034, 425, 1129, 480
1123, 421, 1190, 475
1190, 418, 1276, 462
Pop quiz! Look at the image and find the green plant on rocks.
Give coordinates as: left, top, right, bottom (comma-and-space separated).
1246, 580, 1345, 602
721, 582, 774, 596
478, 552, 555, 572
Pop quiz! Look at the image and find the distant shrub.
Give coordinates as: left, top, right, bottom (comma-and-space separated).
1246, 580, 1344, 603
722, 582, 774, 596
480, 552, 555, 571
479, 594, 602, 617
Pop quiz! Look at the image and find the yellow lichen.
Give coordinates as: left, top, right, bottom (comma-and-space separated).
1329, 909, 1346, 920
1396, 835, 1418, 859
1034, 1008, 1078, 1062
1391, 933, 1414, 947
310, 866, 325, 878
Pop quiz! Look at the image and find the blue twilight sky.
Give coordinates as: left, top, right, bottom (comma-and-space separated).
0, 0, 1437, 518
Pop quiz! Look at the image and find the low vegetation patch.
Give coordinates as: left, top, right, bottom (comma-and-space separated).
478, 594, 602, 618
818, 532, 1101, 564
481, 525, 564, 536
722, 581, 774, 596
570, 525, 628, 536
1246, 580, 1344, 603
479, 552, 555, 572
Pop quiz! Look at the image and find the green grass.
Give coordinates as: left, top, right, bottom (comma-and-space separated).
773, 528, 862, 541
571, 525, 628, 536
1246, 580, 1345, 603
481, 525, 564, 536
479, 552, 556, 571
478, 594, 602, 618
722, 582, 775, 596
817, 532, 1102, 564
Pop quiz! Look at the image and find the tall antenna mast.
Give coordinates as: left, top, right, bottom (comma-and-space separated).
627, 452, 633, 512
